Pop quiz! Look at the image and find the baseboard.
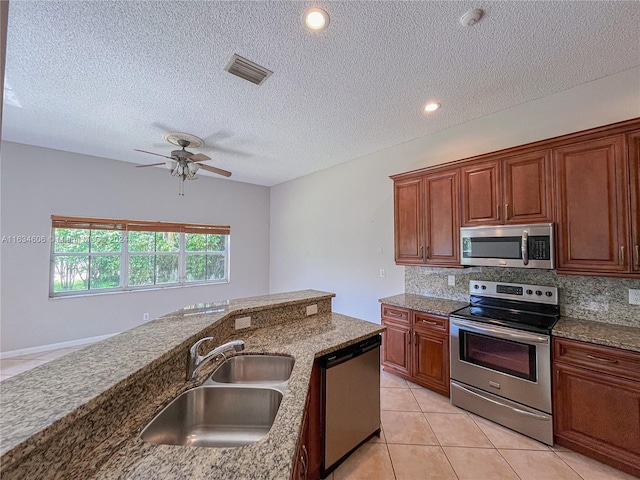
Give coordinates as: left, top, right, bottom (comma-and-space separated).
0, 333, 119, 359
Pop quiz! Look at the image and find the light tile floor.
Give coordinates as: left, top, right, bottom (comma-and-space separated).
0, 345, 88, 382
2, 353, 638, 479
328, 370, 638, 480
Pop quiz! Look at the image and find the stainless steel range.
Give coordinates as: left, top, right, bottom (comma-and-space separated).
449, 280, 560, 445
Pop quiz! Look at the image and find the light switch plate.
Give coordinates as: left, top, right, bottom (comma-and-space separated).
306, 304, 318, 316
448, 275, 455, 286
235, 316, 251, 329
630, 289, 640, 305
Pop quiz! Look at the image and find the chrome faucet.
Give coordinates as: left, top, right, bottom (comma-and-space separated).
187, 337, 245, 381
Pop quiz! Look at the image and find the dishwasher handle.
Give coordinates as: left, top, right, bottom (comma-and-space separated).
323, 335, 381, 369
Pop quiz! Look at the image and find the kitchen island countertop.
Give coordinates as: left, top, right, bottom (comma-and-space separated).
0, 290, 383, 480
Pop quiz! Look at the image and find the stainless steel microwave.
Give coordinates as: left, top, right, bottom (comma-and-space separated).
460, 223, 555, 269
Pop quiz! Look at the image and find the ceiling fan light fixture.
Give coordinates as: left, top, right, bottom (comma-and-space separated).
304, 7, 329, 31
187, 162, 200, 174
166, 160, 178, 171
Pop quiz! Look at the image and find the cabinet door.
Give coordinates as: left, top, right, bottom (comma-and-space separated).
461, 160, 501, 226
629, 131, 640, 272
554, 363, 640, 477
381, 319, 411, 377
502, 150, 553, 224
424, 169, 460, 265
394, 177, 424, 264
413, 328, 449, 396
554, 135, 629, 273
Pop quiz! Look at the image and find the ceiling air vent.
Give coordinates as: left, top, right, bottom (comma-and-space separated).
224, 54, 273, 86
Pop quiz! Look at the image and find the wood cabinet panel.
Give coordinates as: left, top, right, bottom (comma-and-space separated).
381, 307, 450, 396
502, 150, 553, 224
424, 170, 460, 265
629, 131, 640, 272
413, 329, 449, 396
554, 135, 629, 273
381, 305, 410, 324
461, 161, 501, 226
554, 362, 640, 477
394, 178, 423, 264
381, 320, 411, 376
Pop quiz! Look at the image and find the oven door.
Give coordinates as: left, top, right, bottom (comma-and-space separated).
450, 317, 551, 413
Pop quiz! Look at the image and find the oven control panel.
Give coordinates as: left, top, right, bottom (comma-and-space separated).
469, 280, 558, 305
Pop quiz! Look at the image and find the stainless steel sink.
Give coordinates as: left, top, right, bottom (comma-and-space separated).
208, 355, 294, 385
140, 386, 283, 447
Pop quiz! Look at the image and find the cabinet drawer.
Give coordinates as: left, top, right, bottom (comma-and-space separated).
413, 312, 449, 333
381, 305, 410, 324
553, 337, 640, 382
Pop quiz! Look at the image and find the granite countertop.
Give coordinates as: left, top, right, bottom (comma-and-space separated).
379, 293, 468, 317
553, 316, 640, 353
0, 290, 384, 479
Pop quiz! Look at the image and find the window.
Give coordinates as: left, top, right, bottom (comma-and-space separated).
50, 216, 230, 297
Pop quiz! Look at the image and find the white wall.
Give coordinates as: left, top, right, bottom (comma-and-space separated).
270, 67, 640, 324
0, 142, 270, 352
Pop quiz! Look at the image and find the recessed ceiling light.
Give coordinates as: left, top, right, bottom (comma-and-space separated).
424, 102, 441, 112
304, 7, 330, 31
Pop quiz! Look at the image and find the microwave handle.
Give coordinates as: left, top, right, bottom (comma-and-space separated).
521, 230, 529, 265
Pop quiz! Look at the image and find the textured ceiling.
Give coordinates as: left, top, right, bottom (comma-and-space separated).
3, 1, 640, 186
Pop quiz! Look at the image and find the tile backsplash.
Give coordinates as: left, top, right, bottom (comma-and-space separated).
406, 266, 640, 328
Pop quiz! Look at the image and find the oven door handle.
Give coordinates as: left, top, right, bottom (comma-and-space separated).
450, 318, 549, 344
522, 230, 529, 265
451, 382, 551, 421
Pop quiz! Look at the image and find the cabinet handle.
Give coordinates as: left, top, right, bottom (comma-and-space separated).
387, 311, 404, 318
421, 320, 438, 325
420, 245, 424, 259
496, 204, 500, 220
587, 354, 619, 364
635, 245, 639, 268
505, 204, 510, 220
414, 331, 417, 345
621, 246, 625, 265
301, 444, 308, 479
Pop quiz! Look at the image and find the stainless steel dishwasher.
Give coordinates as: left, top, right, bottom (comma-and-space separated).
321, 334, 381, 476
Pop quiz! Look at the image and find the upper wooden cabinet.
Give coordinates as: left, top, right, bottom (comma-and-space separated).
393, 169, 460, 266
461, 161, 501, 226
502, 150, 553, 224
461, 150, 553, 226
392, 117, 640, 276
393, 177, 423, 264
554, 135, 630, 274
629, 131, 640, 272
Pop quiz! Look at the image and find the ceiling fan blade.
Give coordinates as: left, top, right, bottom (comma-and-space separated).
135, 162, 166, 168
189, 153, 211, 162
134, 149, 173, 159
199, 164, 232, 177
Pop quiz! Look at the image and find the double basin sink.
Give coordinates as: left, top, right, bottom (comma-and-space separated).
141, 354, 295, 448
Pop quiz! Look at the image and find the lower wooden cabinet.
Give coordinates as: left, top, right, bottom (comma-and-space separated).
292, 359, 321, 480
381, 305, 449, 396
553, 337, 640, 477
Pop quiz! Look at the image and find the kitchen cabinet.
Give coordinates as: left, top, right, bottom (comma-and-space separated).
292, 359, 321, 480
554, 135, 631, 274
553, 337, 640, 478
381, 305, 449, 396
629, 131, 640, 272
393, 177, 423, 264
461, 150, 553, 226
393, 169, 460, 266
461, 160, 501, 226
380, 305, 412, 376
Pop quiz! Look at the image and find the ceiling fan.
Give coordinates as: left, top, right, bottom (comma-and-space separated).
135, 132, 232, 195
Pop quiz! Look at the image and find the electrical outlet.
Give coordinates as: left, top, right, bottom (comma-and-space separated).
306, 304, 318, 316
448, 275, 455, 286
630, 289, 640, 305
380, 269, 386, 278
235, 316, 251, 329
143, 312, 149, 321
